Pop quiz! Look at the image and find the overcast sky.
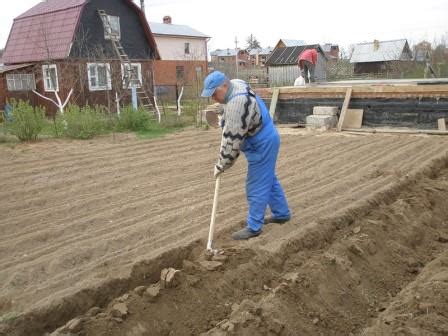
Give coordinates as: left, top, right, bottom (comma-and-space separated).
1, 0, 447, 53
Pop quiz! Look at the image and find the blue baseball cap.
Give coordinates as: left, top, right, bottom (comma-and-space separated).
201, 71, 227, 97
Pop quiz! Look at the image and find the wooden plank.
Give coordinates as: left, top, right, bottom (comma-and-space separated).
342, 109, 363, 129
438, 118, 447, 131
342, 127, 448, 135
337, 87, 352, 132
269, 88, 280, 119
256, 84, 448, 99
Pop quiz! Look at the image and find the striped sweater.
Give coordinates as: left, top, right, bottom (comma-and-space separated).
215, 80, 263, 173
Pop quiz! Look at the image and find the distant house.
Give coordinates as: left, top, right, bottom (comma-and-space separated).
350, 39, 413, 74
265, 44, 327, 86
210, 49, 250, 68
414, 41, 432, 63
322, 43, 340, 61
248, 47, 273, 67
0, 0, 160, 113
273, 39, 306, 49
150, 16, 209, 87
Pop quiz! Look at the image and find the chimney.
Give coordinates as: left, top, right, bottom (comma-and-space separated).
163, 16, 172, 24
140, 0, 145, 14
373, 39, 380, 51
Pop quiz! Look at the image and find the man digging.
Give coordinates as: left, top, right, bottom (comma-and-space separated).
202, 71, 291, 240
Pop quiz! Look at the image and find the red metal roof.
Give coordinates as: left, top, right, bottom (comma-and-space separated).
16, 0, 87, 19
2, 0, 85, 64
2, 0, 160, 65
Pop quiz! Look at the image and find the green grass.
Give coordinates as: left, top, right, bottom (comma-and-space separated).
0, 99, 205, 143
136, 122, 185, 139
0, 124, 19, 145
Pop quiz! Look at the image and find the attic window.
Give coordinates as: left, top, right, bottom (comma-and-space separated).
102, 15, 121, 40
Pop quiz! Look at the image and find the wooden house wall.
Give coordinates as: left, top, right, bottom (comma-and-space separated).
0, 74, 6, 110
0, 65, 40, 110
3, 60, 155, 115
354, 62, 384, 74
70, 0, 156, 60
354, 60, 413, 75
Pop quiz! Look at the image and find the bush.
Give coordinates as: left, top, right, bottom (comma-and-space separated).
63, 104, 105, 139
5, 100, 46, 141
116, 105, 151, 131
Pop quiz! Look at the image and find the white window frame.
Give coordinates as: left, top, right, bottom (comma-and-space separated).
121, 63, 142, 89
6, 73, 36, 91
87, 63, 112, 91
42, 64, 59, 92
102, 15, 121, 40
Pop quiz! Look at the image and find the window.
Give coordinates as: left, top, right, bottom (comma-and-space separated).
176, 66, 185, 81
6, 74, 36, 91
42, 64, 58, 92
121, 63, 142, 88
184, 42, 190, 55
87, 63, 112, 91
102, 15, 121, 40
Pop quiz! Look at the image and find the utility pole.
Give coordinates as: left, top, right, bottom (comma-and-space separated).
234, 36, 239, 78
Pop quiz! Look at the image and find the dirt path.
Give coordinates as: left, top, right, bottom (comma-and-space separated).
0, 128, 448, 335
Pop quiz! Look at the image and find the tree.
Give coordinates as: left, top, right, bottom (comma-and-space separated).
0, 48, 3, 58
246, 34, 261, 51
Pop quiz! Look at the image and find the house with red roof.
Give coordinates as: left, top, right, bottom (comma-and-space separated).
0, 0, 160, 113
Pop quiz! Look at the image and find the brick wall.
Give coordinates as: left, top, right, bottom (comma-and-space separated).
153, 60, 208, 86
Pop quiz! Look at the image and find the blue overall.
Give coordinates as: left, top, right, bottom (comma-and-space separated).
228, 90, 290, 233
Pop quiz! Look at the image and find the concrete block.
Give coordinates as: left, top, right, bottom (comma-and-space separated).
306, 115, 338, 129
342, 109, 364, 129
313, 106, 339, 116
438, 118, 446, 131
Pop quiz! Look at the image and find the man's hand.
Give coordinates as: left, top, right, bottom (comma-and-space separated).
214, 165, 223, 178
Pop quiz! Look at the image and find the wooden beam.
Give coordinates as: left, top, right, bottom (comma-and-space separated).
269, 88, 280, 119
342, 127, 448, 135
255, 84, 448, 99
337, 87, 352, 132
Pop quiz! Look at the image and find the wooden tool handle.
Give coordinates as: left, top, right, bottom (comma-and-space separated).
207, 176, 221, 250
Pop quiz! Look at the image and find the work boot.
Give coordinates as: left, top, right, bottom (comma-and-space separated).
264, 216, 290, 225
232, 228, 261, 240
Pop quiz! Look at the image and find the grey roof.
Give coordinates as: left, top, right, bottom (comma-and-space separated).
210, 49, 238, 57
281, 39, 306, 47
149, 22, 209, 38
350, 39, 412, 63
249, 47, 273, 56
266, 44, 326, 66
211, 47, 272, 57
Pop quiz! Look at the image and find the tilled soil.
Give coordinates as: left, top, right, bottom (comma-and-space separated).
0, 128, 447, 335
